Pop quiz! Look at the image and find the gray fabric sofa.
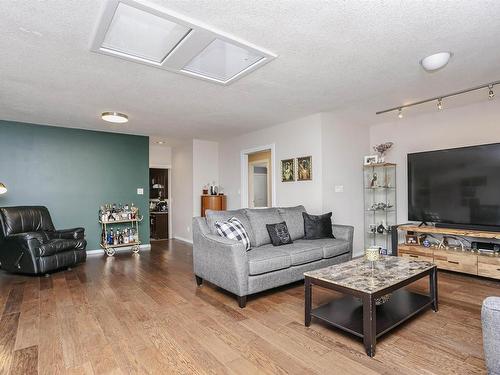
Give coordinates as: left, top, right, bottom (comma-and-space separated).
192, 206, 354, 307
482, 297, 500, 375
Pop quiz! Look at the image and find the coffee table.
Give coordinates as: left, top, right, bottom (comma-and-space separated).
304, 256, 438, 357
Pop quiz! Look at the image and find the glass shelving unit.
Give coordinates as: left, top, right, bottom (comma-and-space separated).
363, 163, 397, 255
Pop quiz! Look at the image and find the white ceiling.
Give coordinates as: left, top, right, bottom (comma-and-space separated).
1, 0, 500, 141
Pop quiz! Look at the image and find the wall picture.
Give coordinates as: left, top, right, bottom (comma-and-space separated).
281, 159, 295, 182
297, 156, 312, 181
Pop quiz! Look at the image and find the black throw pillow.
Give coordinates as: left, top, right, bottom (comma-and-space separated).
266, 221, 293, 246
302, 212, 335, 239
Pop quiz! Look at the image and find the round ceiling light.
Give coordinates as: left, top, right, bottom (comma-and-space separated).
420, 52, 452, 72
101, 111, 128, 123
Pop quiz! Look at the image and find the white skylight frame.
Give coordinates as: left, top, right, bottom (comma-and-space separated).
90, 0, 276, 85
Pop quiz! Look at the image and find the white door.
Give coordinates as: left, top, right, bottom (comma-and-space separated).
253, 173, 268, 207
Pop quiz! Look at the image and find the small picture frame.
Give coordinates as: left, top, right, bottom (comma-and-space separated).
281, 159, 295, 182
297, 156, 312, 181
405, 234, 419, 245
364, 155, 379, 165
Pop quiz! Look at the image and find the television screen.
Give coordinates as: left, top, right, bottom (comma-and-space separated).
408, 143, 500, 229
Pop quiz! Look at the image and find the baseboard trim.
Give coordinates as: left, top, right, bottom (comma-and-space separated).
86, 244, 151, 256
174, 236, 193, 244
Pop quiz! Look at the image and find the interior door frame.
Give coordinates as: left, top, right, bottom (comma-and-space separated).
240, 143, 276, 208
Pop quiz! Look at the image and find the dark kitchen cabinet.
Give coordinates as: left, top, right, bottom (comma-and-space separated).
150, 213, 168, 240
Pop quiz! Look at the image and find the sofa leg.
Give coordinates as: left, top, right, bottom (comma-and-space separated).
237, 295, 247, 308
195, 275, 203, 286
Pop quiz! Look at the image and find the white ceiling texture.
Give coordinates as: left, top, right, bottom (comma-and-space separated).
1, 0, 500, 141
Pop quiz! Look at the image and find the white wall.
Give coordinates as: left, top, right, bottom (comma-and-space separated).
149, 144, 172, 167
369, 99, 500, 226
171, 141, 193, 242
193, 139, 219, 216
218, 112, 371, 255
321, 112, 370, 254
218, 113, 324, 213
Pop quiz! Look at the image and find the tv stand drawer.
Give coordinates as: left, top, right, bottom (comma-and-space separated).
478, 255, 500, 279
399, 252, 433, 263
433, 249, 477, 275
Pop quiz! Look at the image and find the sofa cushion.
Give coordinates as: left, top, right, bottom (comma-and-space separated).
273, 242, 323, 266
38, 239, 86, 257
296, 238, 350, 259
206, 210, 255, 247
278, 205, 306, 240
247, 247, 291, 275
245, 208, 283, 247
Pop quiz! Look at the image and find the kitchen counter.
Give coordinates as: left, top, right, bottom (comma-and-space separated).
150, 211, 168, 215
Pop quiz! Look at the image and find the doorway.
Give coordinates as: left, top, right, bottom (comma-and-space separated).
241, 144, 276, 208
149, 168, 171, 241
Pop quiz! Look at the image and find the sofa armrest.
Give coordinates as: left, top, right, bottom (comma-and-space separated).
332, 224, 354, 256
48, 227, 85, 240
192, 217, 249, 296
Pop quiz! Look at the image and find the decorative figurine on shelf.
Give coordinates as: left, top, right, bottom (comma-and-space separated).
370, 172, 378, 188
377, 222, 385, 234
373, 142, 394, 163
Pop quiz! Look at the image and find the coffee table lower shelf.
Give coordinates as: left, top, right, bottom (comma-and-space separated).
311, 289, 432, 339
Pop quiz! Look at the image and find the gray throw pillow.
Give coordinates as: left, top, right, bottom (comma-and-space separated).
266, 222, 293, 246
303, 212, 335, 239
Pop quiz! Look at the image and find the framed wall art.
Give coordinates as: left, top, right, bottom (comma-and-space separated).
297, 156, 312, 181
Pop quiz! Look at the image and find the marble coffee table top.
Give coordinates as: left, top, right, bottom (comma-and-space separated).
304, 256, 435, 294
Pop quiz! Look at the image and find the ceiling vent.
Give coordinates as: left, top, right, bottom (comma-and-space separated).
91, 0, 276, 85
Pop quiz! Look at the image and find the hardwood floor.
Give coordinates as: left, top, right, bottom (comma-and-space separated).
1, 240, 498, 374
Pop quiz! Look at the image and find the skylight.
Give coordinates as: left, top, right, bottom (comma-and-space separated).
91, 0, 276, 85
182, 39, 264, 82
101, 3, 190, 63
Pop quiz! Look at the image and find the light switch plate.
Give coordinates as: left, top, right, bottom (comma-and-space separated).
334, 185, 344, 193
137, 188, 144, 195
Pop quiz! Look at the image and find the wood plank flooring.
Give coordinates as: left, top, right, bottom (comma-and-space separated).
1, 240, 498, 374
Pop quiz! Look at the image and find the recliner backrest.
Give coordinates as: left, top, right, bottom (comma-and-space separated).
0, 206, 55, 237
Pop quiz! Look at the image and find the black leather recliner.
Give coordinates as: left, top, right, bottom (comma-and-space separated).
0, 206, 87, 274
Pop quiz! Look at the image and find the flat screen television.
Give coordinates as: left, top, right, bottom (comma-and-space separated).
408, 143, 500, 231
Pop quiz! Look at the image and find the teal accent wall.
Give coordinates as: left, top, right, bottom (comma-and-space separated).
0, 120, 149, 250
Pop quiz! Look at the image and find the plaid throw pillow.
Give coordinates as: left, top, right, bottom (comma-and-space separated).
215, 217, 251, 251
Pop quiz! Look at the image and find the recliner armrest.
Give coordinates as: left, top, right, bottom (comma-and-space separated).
48, 227, 85, 240
7, 231, 47, 244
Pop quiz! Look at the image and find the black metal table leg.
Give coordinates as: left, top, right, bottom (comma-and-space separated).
430, 267, 438, 312
305, 277, 312, 327
363, 294, 376, 357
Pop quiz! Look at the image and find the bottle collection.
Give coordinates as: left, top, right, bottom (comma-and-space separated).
101, 227, 138, 246
99, 203, 139, 222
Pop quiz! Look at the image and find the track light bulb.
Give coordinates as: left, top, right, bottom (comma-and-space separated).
398, 108, 403, 119
437, 98, 443, 110
489, 85, 495, 100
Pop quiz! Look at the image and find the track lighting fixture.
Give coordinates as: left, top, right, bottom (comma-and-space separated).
376, 80, 499, 116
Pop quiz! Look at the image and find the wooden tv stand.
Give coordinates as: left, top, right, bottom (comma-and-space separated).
397, 224, 500, 280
